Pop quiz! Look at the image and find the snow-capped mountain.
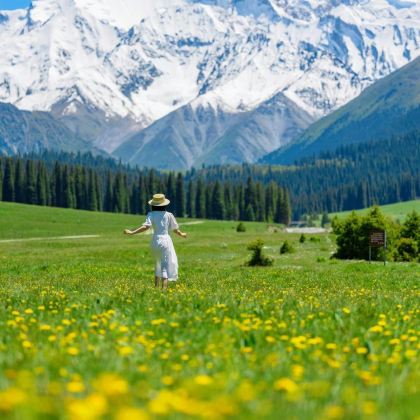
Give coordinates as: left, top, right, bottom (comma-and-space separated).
0, 0, 419, 168
115, 92, 315, 169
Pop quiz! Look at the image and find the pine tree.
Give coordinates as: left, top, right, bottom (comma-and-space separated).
87, 169, 98, 211
175, 173, 185, 217
2, 159, 15, 202
166, 172, 176, 212
223, 183, 233, 220
265, 181, 277, 222
113, 172, 127, 213
25, 160, 37, 205
212, 181, 225, 220
148, 169, 157, 197
186, 179, 196, 218
0, 159, 3, 201
95, 171, 102, 211
138, 174, 147, 215
238, 185, 245, 220
244, 176, 256, 217
104, 171, 113, 212
195, 178, 206, 219
36, 161, 48, 206
74, 166, 85, 209
274, 188, 284, 224
15, 159, 26, 203
205, 184, 213, 219
62, 165, 76, 208
130, 182, 139, 214
276, 188, 291, 225
53, 162, 63, 207
245, 203, 255, 221
255, 182, 265, 222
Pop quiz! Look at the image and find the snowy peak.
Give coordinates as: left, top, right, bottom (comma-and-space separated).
0, 0, 419, 164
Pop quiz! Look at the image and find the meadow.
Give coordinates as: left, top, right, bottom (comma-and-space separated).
329, 200, 420, 222
0, 202, 419, 419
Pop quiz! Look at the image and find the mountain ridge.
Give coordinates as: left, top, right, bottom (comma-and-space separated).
261, 56, 420, 165
0, 0, 419, 165
0, 102, 100, 156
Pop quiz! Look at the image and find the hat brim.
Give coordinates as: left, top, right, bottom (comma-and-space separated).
148, 199, 170, 206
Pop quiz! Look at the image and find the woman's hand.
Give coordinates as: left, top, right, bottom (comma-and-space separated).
124, 229, 133, 235
174, 229, 187, 238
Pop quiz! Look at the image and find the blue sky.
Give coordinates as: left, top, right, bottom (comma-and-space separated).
0, 0, 31, 10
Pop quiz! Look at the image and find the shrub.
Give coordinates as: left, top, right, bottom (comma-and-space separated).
321, 213, 330, 228
280, 240, 295, 254
247, 239, 273, 266
299, 234, 306, 243
400, 211, 420, 247
309, 236, 321, 243
394, 238, 419, 262
332, 207, 399, 261
236, 222, 246, 232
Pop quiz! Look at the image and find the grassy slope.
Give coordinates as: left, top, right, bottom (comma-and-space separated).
0, 202, 418, 419
330, 199, 420, 221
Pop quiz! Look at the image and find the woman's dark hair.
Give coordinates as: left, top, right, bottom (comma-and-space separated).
151, 205, 168, 212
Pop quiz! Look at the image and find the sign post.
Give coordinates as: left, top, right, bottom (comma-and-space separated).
369, 230, 387, 265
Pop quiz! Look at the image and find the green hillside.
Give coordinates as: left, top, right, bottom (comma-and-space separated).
263, 56, 420, 164
331, 199, 420, 221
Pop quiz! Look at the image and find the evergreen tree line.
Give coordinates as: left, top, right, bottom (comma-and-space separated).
0, 156, 292, 224
188, 131, 420, 218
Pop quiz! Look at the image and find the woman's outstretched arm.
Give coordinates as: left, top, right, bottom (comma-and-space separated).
173, 229, 187, 238
124, 225, 150, 235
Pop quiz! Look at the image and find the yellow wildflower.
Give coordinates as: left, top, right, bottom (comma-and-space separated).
274, 378, 298, 393
194, 375, 213, 385
66, 393, 108, 420
67, 347, 79, 356
115, 407, 150, 420
151, 319, 166, 326
0, 388, 26, 411
162, 376, 174, 386
93, 373, 128, 397
67, 381, 85, 393
325, 405, 344, 419
118, 346, 134, 356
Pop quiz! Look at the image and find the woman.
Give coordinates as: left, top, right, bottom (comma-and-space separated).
124, 194, 187, 289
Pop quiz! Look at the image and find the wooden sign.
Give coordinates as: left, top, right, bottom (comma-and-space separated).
369, 230, 386, 247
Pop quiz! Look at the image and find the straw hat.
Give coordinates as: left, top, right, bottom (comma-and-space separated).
148, 193, 170, 206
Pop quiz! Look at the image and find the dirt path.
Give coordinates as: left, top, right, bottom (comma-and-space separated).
284, 227, 328, 234
179, 221, 204, 226
0, 235, 100, 244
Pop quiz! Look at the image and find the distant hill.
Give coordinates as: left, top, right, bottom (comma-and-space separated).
262, 56, 420, 164
192, 131, 420, 218
0, 102, 98, 156
331, 200, 420, 221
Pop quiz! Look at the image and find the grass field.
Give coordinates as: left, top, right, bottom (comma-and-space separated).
330, 200, 420, 221
0, 202, 419, 419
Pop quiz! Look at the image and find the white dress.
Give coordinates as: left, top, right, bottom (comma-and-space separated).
143, 211, 179, 281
